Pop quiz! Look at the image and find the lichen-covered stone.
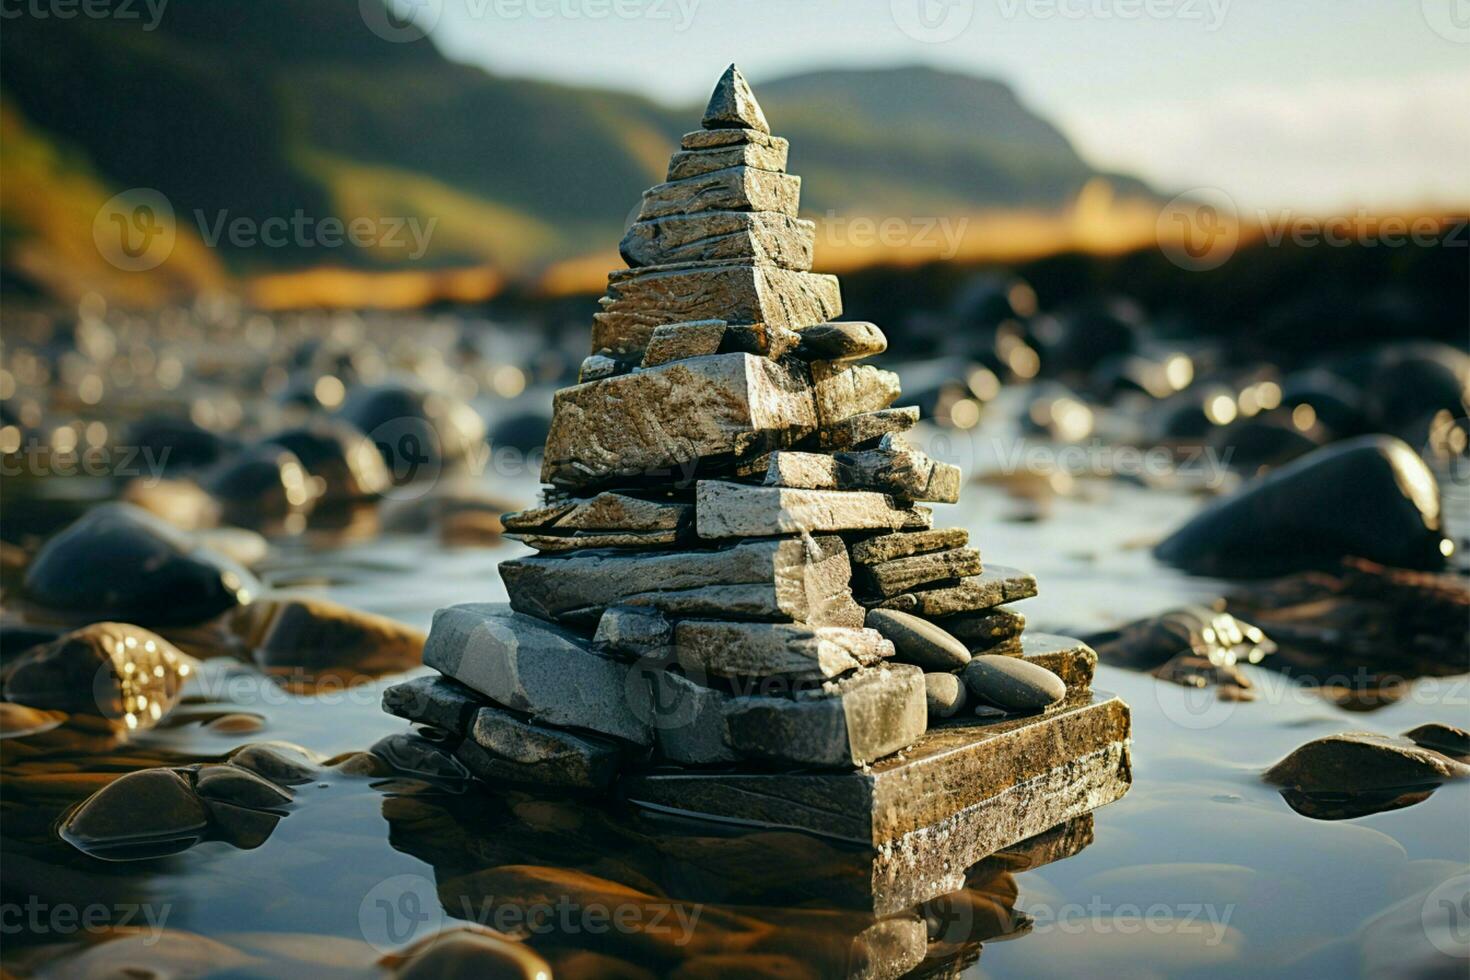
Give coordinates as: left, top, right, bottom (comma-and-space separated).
500, 535, 860, 629
851, 528, 969, 565
797, 322, 888, 361
638, 166, 800, 221
667, 140, 789, 181
875, 566, 1038, 616
593, 266, 841, 356
541, 354, 816, 488
936, 605, 1026, 647
723, 663, 927, 768
621, 211, 815, 271
695, 481, 932, 539
817, 407, 919, 450
640, 319, 728, 367
673, 621, 893, 680
810, 362, 902, 427
859, 547, 983, 597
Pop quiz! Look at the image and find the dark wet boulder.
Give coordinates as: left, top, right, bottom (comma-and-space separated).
1364, 342, 1469, 432
2, 622, 194, 728
1278, 369, 1366, 437
1207, 412, 1325, 472
260, 421, 390, 503
489, 410, 551, 455
338, 384, 486, 485
1265, 731, 1470, 793
123, 416, 238, 475
1402, 723, 1469, 758
62, 768, 209, 852
22, 504, 258, 627
1155, 436, 1452, 577
1030, 300, 1141, 377
203, 444, 316, 527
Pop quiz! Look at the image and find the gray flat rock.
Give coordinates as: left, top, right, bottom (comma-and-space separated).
578, 354, 620, 382
593, 266, 841, 356
681, 127, 779, 150
667, 140, 788, 181
723, 663, 927, 768
623, 690, 1132, 844
695, 481, 932, 538
456, 705, 621, 790
592, 605, 673, 659
637, 166, 800, 221
508, 529, 685, 552
762, 451, 841, 490
796, 322, 888, 361
875, 566, 1038, 616
382, 675, 484, 734
860, 547, 984, 597
818, 407, 919, 450
865, 607, 971, 671
501, 534, 860, 629
649, 669, 739, 765
618, 582, 865, 629
850, 528, 969, 565
963, 655, 1066, 712
674, 621, 893, 680
422, 603, 652, 746
924, 672, 968, 719
622, 211, 815, 271
702, 64, 770, 133
541, 353, 816, 487
811, 362, 902, 427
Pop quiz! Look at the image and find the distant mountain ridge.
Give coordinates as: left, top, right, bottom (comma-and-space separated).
0, 0, 1156, 302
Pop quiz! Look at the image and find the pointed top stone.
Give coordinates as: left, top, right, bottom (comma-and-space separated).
702, 64, 770, 134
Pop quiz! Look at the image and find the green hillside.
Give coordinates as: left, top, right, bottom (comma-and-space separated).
0, 0, 1155, 295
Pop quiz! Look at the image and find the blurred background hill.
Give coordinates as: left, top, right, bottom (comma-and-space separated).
0, 0, 1157, 305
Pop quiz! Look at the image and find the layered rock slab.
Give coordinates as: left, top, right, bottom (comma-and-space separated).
873, 566, 1039, 615
637, 166, 800, 221
623, 690, 1132, 843
500, 534, 862, 628
672, 621, 893, 680
695, 481, 932, 539
593, 266, 841, 356
421, 603, 652, 746
541, 353, 816, 488
620, 211, 814, 271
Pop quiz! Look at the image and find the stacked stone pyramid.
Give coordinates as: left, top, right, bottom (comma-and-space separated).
383, 67, 1110, 805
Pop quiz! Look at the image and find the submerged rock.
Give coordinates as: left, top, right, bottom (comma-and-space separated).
231, 596, 425, 676
261, 421, 391, 503
1155, 436, 1452, 577
62, 768, 209, 851
1265, 731, 1470, 793
339, 384, 486, 484
1401, 723, 1470, 758
22, 504, 258, 627
380, 926, 552, 980
2, 622, 194, 729
203, 444, 316, 528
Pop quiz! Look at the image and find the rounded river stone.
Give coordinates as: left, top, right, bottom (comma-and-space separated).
865, 608, 970, 670
963, 655, 1065, 712
923, 672, 968, 718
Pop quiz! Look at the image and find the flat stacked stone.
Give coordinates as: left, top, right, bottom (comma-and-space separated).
381, 65, 1129, 838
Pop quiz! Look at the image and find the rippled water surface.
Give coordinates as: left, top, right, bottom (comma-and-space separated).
3, 458, 1466, 978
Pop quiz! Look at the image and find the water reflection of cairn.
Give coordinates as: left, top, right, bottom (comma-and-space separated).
383, 66, 1130, 853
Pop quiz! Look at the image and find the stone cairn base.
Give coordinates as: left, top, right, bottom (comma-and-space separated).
382, 65, 1130, 845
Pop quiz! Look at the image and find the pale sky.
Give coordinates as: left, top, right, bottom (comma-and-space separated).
406, 0, 1470, 213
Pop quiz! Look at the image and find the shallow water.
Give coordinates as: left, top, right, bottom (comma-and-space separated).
3, 445, 1467, 978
